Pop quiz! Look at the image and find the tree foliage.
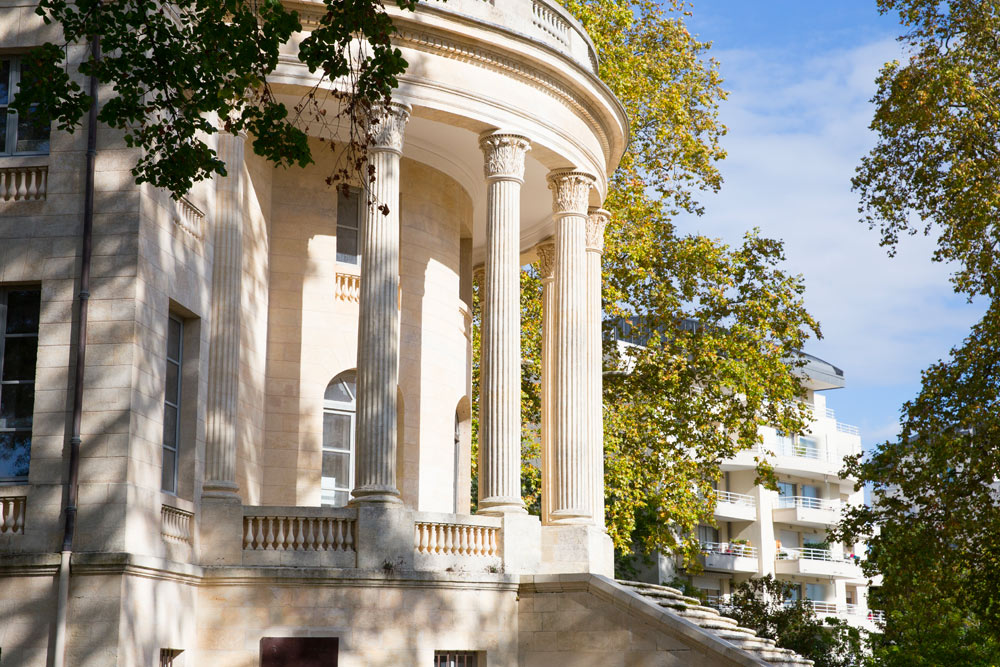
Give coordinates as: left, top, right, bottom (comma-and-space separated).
543, 0, 819, 562
834, 302, 1000, 666
854, 0, 1000, 299
11, 0, 414, 196
723, 576, 866, 667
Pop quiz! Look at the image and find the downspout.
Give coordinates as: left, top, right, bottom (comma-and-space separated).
52, 34, 100, 667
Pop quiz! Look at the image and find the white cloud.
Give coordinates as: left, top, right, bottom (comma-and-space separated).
677, 37, 986, 429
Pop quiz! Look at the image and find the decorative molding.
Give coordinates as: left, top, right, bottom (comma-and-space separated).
536, 240, 556, 279
479, 132, 531, 182
548, 169, 595, 216
0, 165, 47, 202
394, 29, 611, 161
370, 102, 411, 154
586, 208, 609, 253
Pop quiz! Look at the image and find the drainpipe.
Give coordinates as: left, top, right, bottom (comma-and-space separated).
53, 34, 100, 667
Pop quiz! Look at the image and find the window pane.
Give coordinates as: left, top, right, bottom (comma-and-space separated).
336, 228, 358, 264
0, 431, 30, 479
806, 583, 825, 600
324, 379, 353, 403
0, 60, 9, 105
165, 361, 179, 402
322, 412, 352, 450
801, 484, 819, 499
162, 403, 178, 448
161, 447, 176, 493
0, 383, 34, 428
5, 290, 41, 334
333, 489, 350, 506
15, 109, 49, 153
777, 482, 795, 497
2, 336, 37, 381
322, 450, 350, 488
0, 109, 6, 152
167, 318, 182, 360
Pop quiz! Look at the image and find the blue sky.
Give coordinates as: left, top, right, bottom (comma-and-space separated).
675, 1, 988, 447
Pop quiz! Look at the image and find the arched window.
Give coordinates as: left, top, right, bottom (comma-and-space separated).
323, 371, 356, 507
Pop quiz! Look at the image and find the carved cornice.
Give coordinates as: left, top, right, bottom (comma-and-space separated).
586, 208, 609, 253
536, 240, 556, 279
479, 132, 531, 182
547, 169, 594, 216
370, 102, 411, 154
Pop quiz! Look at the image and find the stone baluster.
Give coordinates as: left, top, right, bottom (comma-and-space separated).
536, 240, 557, 524
477, 131, 531, 515
547, 169, 596, 523
586, 208, 609, 528
203, 132, 246, 501
352, 102, 410, 504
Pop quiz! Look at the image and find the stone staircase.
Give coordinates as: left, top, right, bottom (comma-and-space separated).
617, 580, 814, 667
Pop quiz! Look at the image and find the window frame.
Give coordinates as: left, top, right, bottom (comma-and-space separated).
161, 315, 183, 494
0, 287, 41, 484
335, 187, 363, 265
0, 56, 50, 157
322, 371, 357, 507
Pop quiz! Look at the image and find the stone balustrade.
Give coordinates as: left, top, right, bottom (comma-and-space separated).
243, 508, 356, 553
415, 519, 499, 558
335, 272, 361, 303
173, 196, 205, 240
0, 496, 25, 535
0, 165, 47, 202
161, 504, 194, 545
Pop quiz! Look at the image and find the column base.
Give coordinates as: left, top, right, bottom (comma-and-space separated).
499, 512, 541, 574
201, 480, 241, 502
539, 524, 613, 576
477, 495, 527, 516
350, 485, 403, 505
355, 504, 414, 571
198, 494, 244, 566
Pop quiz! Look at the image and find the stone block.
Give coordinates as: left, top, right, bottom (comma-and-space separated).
354, 504, 414, 571
199, 496, 245, 566
539, 524, 614, 576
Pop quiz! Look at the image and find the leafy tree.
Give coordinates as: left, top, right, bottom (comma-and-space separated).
834, 303, 1000, 666
10, 0, 414, 196
847, 2, 1000, 662
723, 576, 866, 667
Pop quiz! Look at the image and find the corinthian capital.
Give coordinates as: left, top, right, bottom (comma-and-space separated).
586, 208, 610, 253
479, 132, 531, 182
547, 169, 595, 216
369, 101, 411, 154
536, 239, 556, 280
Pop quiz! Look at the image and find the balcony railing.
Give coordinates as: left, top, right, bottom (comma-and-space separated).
715, 490, 755, 507
777, 547, 855, 563
776, 496, 841, 512
701, 541, 757, 558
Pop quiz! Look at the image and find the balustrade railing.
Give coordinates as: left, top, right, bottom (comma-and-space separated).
161, 505, 193, 545
776, 495, 841, 511
0, 165, 47, 201
0, 496, 26, 534
415, 520, 499, 558
243, 512, 356, 552
777, 547, 856, 563
714, 490, 755, 507
700, 541, 757, 558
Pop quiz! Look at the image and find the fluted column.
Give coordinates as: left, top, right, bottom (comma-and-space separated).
203, 132, 245, 500
537, 241, 557, 524
477, 131, 531, 515
352, 102, 410, 504
586, 208, 609, 528
547, 169, 596, 524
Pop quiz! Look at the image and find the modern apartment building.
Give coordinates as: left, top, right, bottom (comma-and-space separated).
669, 354, 877, 629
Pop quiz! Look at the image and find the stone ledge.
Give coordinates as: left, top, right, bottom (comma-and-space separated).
519, 573, 771, 667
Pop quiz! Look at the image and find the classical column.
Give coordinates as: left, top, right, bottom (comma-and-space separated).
586, 208, 609, 528
477, 131, 531, 515
537, 240, 557, 524
352, 102, 410, 504
547, 169, 596, 523
203, 132, 246, 500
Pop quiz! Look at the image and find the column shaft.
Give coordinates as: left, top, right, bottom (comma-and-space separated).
478, 132, 531, 515
548, 170, 596, 524
203, 132, 245, 500
586, 209, 609, 528
537, 241, 556, 524
352, 103, 409, 504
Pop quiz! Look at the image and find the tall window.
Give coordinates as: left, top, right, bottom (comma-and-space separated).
0, 57, 50, 156
323, 371, 356, 506
0, 288, 40, 482
161, 316, 183, 493
336, 188, 361, 264
697, 524, 719, 545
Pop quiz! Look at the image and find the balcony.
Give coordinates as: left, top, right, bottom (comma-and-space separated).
772, 496, 842, 528
775, 547, 861, 578
699, 541, 759, 573
713, 490, 757, 522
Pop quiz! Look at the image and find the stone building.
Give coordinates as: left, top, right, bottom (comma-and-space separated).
0, 0, 814, 665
